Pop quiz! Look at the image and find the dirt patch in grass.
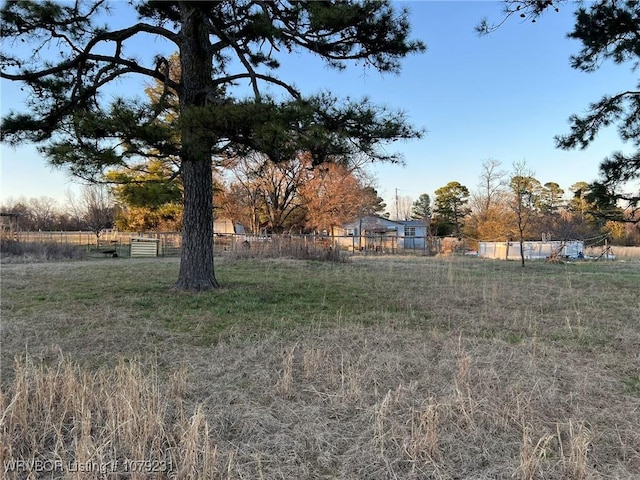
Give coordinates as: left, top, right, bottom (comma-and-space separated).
1, 256, 639, 478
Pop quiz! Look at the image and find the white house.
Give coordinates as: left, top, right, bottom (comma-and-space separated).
337, 215, 429, 251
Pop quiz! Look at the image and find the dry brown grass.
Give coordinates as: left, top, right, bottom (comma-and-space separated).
0, 239, 88, 263
0, 353, 234, 479
1, 255, 639, 478
229, 236, 349, 263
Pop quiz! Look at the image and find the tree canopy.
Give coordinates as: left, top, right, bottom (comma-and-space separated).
1, 0, 425, 290
479, 0, 640, 222
410, 193, 432, 221
433, 181, 470, 236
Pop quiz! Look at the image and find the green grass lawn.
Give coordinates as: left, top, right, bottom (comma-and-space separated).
1, 255, 639, 478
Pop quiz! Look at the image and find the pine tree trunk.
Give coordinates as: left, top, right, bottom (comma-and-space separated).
176, 158, 219, 290
174, 3, 219, 291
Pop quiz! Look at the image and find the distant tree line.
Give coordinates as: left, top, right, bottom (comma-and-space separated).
404, 159, 640, 247
4, 156, 639, 248
1, 154, 386, 236
1, 186, 115, 237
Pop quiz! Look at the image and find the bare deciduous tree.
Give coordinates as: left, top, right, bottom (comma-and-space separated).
473, 159, 507, 219
67, 186, 115, 246
27, 197, 59, 231
509, 161, 540, 267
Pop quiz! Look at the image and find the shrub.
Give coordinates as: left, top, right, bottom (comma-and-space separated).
230, 236, 350, 263
0, 239, 87, 263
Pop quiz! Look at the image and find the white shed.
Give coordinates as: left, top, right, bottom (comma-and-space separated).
130, 237, 160, 257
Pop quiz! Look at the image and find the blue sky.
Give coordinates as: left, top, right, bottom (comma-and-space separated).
0, 1, 635, 212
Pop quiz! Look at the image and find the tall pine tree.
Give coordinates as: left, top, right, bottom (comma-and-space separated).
1, 1, 425, 290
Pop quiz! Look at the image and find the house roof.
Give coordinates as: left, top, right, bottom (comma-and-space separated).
342, 215, 428, 231
398, 220, 428, 227
343, 215, 401, 230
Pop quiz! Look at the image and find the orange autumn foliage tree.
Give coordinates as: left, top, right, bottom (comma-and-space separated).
301, 161, 375, 235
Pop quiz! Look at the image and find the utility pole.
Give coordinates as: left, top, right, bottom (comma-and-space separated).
395, 188, 400, 220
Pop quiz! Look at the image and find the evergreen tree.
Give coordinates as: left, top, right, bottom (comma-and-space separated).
1, 1, 425, 290
360, 187, 387, 216
410, 193, 432, 221
479, 1, 640, 221
539, 182, 564, 215
433, 182, 470, 236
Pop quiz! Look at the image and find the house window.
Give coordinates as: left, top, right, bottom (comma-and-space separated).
346, 228, 358, 236
404, 226, 416, 237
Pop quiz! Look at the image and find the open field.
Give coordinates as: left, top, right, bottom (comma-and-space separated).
1, 255, 639, 479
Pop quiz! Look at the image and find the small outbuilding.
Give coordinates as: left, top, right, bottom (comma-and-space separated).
214, 218, 245, 235
130, 237, 160, 257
